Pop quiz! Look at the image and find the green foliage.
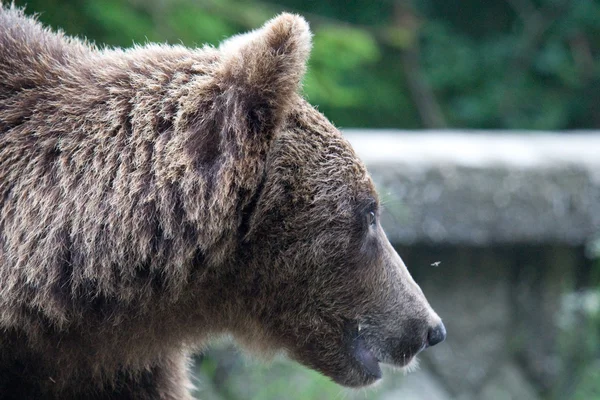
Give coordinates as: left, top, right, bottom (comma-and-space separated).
14, 0, 600, 130
306, 26, 380, 108
166, 6, 235, 45
84, 0, 158, 46
572, 363, 600, 400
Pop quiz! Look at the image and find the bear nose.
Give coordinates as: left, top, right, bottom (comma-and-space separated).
427, 322, 446, 347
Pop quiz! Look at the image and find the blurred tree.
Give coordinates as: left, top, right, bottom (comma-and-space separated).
13, 0, 600, 129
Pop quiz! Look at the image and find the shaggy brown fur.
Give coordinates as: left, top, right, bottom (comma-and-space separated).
0, 4, 445, 399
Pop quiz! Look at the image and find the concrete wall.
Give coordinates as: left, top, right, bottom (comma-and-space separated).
345, 131, 600, 246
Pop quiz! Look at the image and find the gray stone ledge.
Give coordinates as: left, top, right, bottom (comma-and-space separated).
345, 130, 600, 246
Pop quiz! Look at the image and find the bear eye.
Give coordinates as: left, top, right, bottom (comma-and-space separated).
367, 211, 376, 227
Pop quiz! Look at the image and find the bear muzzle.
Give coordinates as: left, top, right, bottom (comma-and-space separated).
342, 315, 446, 387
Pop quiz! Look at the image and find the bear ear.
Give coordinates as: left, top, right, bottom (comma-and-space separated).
217, 13, 312, 127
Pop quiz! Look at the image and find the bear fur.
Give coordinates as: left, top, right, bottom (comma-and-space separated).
0, 4, 445, 399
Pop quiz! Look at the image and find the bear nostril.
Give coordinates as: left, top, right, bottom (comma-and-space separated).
427, 322, 447, 347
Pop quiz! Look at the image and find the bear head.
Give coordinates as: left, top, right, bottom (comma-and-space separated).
194, 14, 447, 387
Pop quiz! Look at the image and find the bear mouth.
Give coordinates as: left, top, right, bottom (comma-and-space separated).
351, 333, 382, 380
345, 321, 425, 387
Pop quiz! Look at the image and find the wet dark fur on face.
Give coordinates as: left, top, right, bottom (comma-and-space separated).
0, 4, 444, 398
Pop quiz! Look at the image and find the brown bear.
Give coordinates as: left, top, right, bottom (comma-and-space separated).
0, 4, 446, 399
